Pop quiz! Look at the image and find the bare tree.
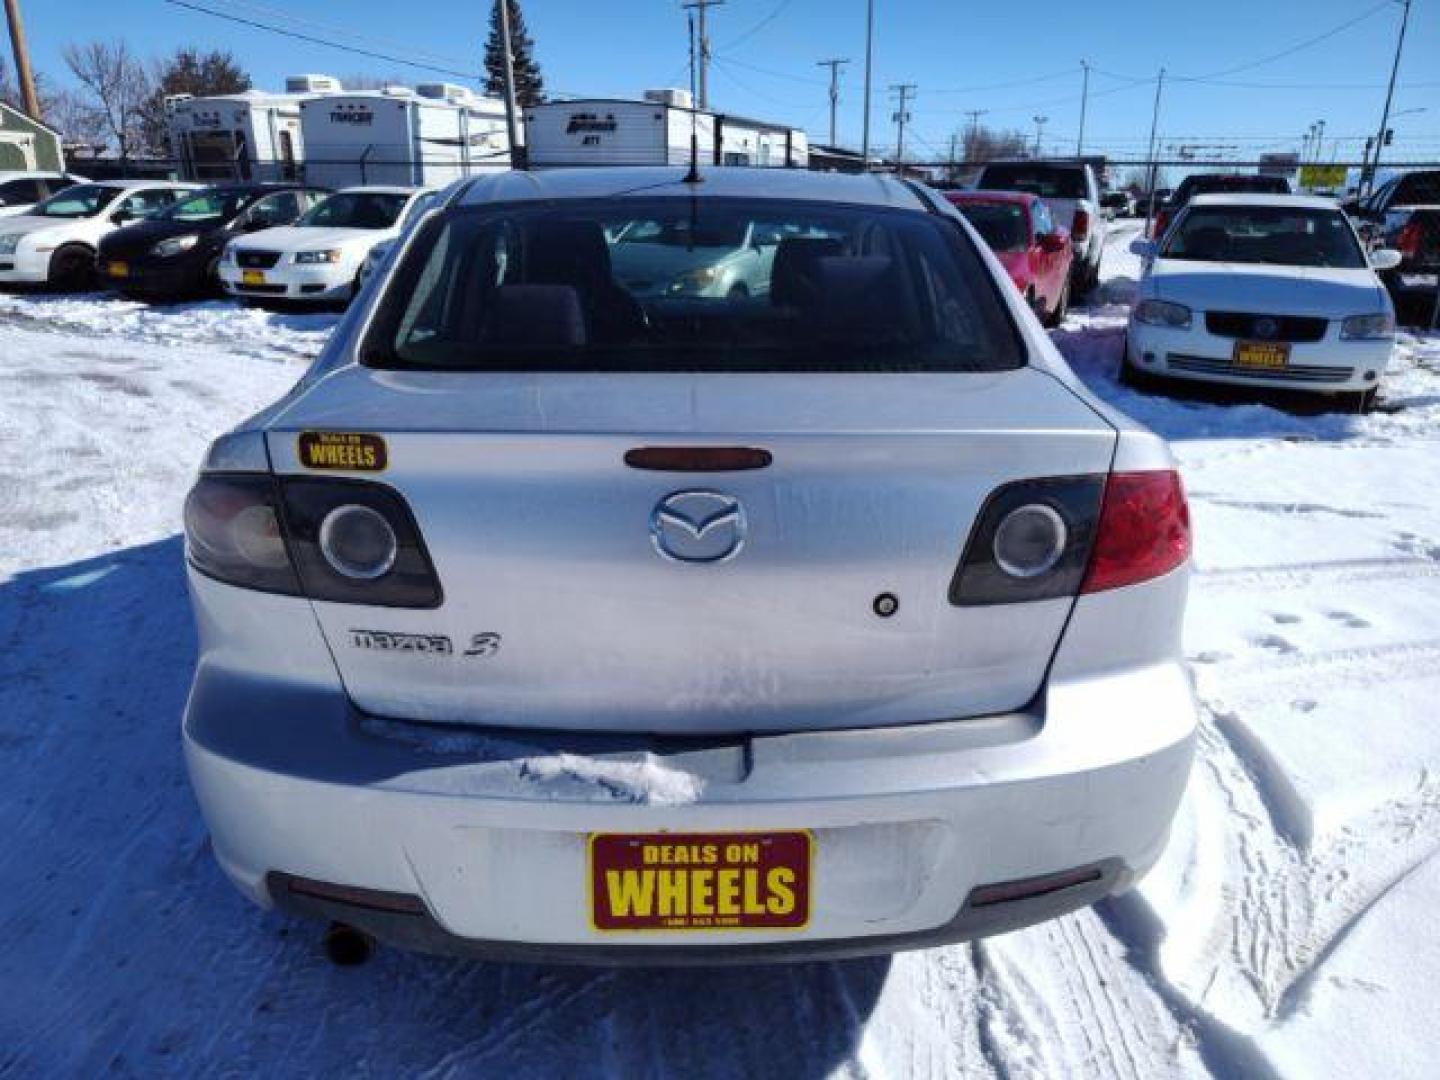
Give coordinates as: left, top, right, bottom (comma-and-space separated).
62, 39, 152, 159
0, 58, 15, 107
962, 124, 1031, 165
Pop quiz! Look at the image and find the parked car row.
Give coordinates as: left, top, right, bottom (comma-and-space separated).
0, 172, 436, 306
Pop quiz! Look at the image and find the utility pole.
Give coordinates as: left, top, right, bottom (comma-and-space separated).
682, 0, 724, 110
2, 0, 40, 120
496, 0, 523, 168
1076, 61, 1090, 157
816, 57, 849, 147
1143, 67, 1166, 235
962, 107, 987, 164
1368, 0, 1411, 196
890, 83, 915, 165
861, 0, 875, 164
1315, 119, 1326, 164
1032, 114, 1048, 156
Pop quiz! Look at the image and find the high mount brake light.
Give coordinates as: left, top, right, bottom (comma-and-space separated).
183, 474, 442, 608
1081, 471, 1190, 594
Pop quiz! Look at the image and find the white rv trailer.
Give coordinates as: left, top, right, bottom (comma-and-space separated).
298, 86, 510, 189
523, 90, 809, 170
167, 80, 338, 183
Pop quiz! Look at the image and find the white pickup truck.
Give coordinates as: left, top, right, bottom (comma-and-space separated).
973, 160, 1107, 295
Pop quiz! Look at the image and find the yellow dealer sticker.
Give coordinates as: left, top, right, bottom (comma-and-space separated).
297, 431, 388, 472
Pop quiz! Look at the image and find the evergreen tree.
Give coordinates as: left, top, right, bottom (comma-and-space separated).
484, 0, 545, 106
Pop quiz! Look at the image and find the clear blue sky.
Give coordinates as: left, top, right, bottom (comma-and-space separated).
16, 0, 1440, 164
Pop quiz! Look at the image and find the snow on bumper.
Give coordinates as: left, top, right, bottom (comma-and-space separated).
1127, 316, 1392, 392
183, 575, 1197, 961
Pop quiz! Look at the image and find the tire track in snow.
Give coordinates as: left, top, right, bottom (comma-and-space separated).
1196, 555, 1440, 593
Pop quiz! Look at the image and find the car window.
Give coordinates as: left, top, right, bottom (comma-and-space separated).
979, 165, 1087, 199
0, 178, 46, 204
366, 197, 1025, 374
1162, 206, 1366, 268
244, 192, 303, 227
165, 190, 250, 224
1033, 202, 1054, 236
119, 189, 181, 220
299, 191, 408, 229
957, 202, 1029, 252
30, 183, 122, 219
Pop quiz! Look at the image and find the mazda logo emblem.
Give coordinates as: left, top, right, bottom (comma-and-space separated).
650, 490, 746, 563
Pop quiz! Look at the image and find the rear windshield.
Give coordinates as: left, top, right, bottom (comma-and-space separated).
978, 165, 1087, 199
1162, 206, 1366, 268
300, 191, 408, 229
1177, 175, 1290, 203
954, 202, 1028, 252
364, 197, 1025, 373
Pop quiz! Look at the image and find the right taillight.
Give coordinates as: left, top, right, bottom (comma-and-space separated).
1081, 470, 1190, 594
1071, 209, 1090, 243
1152, 210, 1170, 239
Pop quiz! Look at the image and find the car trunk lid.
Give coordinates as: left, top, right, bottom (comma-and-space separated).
267, 366, 1117, 734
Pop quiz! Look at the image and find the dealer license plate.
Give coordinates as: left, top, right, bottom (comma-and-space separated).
1234, 341, 1290, 369
1400, 273, 1438, 288
106, 261, 128, 278
589, 831, 811, 932
242, 270, 267, 286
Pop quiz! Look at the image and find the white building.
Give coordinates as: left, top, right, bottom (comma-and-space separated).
524, 90, 809, 170
299, 85, 511, 189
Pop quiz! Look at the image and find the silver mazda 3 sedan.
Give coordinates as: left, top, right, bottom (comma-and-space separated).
182, 167, 1196, 964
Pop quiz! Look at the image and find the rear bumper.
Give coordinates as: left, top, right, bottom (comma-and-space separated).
183, 576, 1197, 963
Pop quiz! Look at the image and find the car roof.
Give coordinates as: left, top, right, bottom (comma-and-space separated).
1187, 193, 1341, 210
454, 167, 930, 211
89, 179, 198, 190
0, 170, 74, 180
946, 189, 1036, 206
333, 185, 426, 195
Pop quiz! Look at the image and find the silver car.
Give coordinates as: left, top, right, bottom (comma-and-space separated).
182, 166, 1197, 964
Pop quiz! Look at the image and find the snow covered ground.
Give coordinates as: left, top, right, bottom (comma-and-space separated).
2, 232, 1439, 1077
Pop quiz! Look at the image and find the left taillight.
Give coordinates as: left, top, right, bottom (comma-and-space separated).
185, 474, 301, 596
184, 473, 442, 608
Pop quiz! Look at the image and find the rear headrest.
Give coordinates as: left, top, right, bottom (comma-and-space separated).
484, 284, 586, 347
771, 237, 844, 307
524, 219, 614, 292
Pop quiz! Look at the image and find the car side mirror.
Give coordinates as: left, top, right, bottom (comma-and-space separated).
1129, 238, 1157, 259
1370, 248, 1403, 271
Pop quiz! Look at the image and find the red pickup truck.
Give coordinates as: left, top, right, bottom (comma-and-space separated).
946, 190, 1073, 326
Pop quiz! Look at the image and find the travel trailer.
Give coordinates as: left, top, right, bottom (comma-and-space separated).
299, 85, 510, 188
166, 77, 344, 183
524, 90, 809, 169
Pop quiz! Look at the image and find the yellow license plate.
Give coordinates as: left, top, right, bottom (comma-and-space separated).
106, 261, 128, 278
242, 270, 267, 286
589, 831, 812, 932
1234, 341, 1290, 369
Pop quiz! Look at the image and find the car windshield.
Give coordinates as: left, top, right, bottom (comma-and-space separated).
979, 165, 1087, 199
366, 197, 1024, 374
1162, 206, 1366, 268
955, 203, 1028, 253
299, 192, 408, 229
30, 183, 122, 219
162, 190, 250, 224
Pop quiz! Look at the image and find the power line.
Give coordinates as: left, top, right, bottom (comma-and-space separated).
162, 0, 478, 80
217, 0, 477, 70
718, 0, 795, 50
1175, 0, 1392, 82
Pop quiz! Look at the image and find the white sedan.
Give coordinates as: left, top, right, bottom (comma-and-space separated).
219, 186, 435, 305
1124, 194, 1401, 411
0, 180, 199, 290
